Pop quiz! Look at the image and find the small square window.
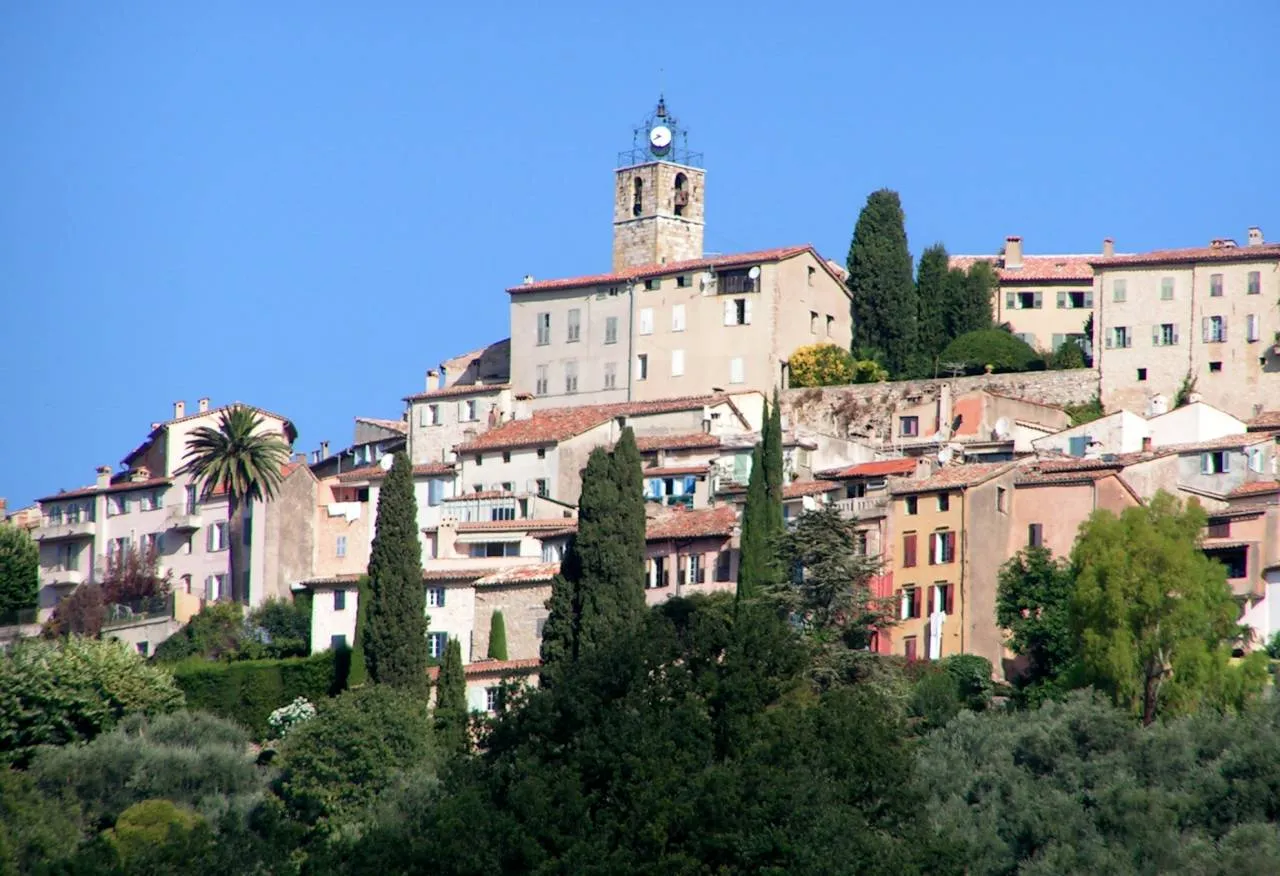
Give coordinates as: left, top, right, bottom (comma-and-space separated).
537, 448, 546, 459
900, 416, 919, 438
905, 496, 918, 515
937, 492, 950, 512
1137, 368, 1147, 381
1209, 361, 1223, 373
502, 451, 511, 463
334, 589, 347, 611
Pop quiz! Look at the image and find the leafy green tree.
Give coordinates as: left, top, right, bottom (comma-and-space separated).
914, 244, 952, 369
31, 711, 262, 832
0, 636, 184, 766
940, 328, 1040, 373
997, 546, 1076, 703
1064, 395, 1105, 426
487, 610, 508, 660
847, 188, 918, 377
277, 684, 437, 835
1070, 492, 1266, 724
540, 430, 647, 672
852, 358, 890, 383
178, 405, 291, 604
1047, 338, 1087, 369
46, 582, 106, 638
771, 505, 890, 650
0, 768, 82, 874
101, 544, 172, 605
1174, 370, 1198, 408
246, 597, 311, 658
789, 342, 855, 387
153, 601, 245, 663
434, 637, 468, 752
0, 523, 38, 619
364, 451, 429, 689
349, 574, 370, 686
104, 799, 211, 870
953, 261, 997, 337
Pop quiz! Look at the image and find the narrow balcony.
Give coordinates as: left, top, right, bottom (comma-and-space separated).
36, 519, 96, 542
167, 508, 203, 531
834, 495, 890, 519
40, 566, 84, 588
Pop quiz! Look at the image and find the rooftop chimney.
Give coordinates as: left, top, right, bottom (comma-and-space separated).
320, 441, 329, 460
174, 400, 186, 419
1004, 236, 1023, 269
0, 498, 7, 515
522, 274, 534, 285
426, 369, 439, 392
96, 466, 113, 489
1141, 436, 1153, 453
198, 398, 210, 413
1248, 226, 1264, 247
1102, 238, 1115, 257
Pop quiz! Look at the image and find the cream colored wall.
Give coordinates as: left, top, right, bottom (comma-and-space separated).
473, 582, 553, 661
310, 585, 358, 653
408, 389, 507, 466
1098, 258, 1280, 418
1009, 482, 1095, 559
995, 280, 1094, 352
510, 288, 632, 409
426, 584, 476, 661
775, 251, 853, 374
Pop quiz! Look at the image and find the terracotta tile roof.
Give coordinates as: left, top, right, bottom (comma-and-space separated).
444, 490, 515, 502
38, 476, 172, 503
645, 505, 738, 541
890, 462, 1017, 495
642, 465, 710, 478
427, 657, 542, 681
122, 402, 299, 465
1161, 432, 1278, 455
1248, 412, 1280, 431
425, 518, 575, 534
783, 479, 840, 499
422, 567, 501, 582
1207, 504, 1271, 521
1229, 481, 1280, 498
1090, 242, 1280, 268
456, 394, 733, 453
355, 416, 408, 435
336, 462, 454, 483
1016, 466, 1122, 486
299, 573, 363, 588
635, 432, 722, 452
507, 245, 822, 294
474, 563, 562, 586
819, 458, 918, 479
950, 254, 1095, 283
404, 382, 510, 403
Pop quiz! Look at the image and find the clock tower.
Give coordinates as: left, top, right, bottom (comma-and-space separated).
612, 97, 706, 272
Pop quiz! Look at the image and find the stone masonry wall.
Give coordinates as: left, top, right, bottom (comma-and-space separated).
781, 368, 1099, 440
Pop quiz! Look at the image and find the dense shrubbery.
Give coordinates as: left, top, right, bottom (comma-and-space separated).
940, 328, 1042, 374
154, 598, 312, 663
171, 649, 346, 738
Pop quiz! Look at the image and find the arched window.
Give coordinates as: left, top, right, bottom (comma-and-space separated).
674, 172, 688, 217
633, 177, 644, 217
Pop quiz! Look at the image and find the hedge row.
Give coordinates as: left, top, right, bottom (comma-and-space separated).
171, 649, 350, 738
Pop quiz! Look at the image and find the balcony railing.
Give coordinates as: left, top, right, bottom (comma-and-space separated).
40, 566, 84, 588
167, 507, 204, 531
834, 496, 890, 518
36, 519, 97, 542
103, 594, 175, 629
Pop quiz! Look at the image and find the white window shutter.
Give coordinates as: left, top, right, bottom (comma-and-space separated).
1221, 316, 1227, 338
744, 299, 753, 324
672, 304, 685, 332
1006, 292, 1015, 310
1034, 291, 1043, 309
723, 299, 734, 326
671, 349, 685, 376
1152, 325, 1160, 346
1201, 453, 1211, 475
1085, 291, 1094, 307
1057, 291, 1067, 308
1172, 324, 1178, 344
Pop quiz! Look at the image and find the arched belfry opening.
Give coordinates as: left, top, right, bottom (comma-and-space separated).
674, 172, 688, 217
633, 177, 644, 217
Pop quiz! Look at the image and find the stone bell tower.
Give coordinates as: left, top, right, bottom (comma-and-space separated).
612, 96, 706, 272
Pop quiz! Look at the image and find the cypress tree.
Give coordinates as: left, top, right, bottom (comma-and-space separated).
540, 428, 647, 674
847, 189, 917, 377
348, 575, 370, 687
434, 637, 468, 751
915, 244, 952, 371
487, 610, 508, 660
364, 451, 429, 689
762, 393, 784, 524
958, 261, 997, 336
736, 444, 770, 603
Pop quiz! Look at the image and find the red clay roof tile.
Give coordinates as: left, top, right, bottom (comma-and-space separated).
645, 505, 738, 541
1229, 481, 1280, 498
1091, 243, 1280, 268
890, 462, 1017, 494
404, 383, 510, 403
335, 462, 454, 483
474, 564, 561, 586
819, 458, 918, 479
635, 432, 722, 452
782, 480, 840, 499
950, 254, 1095, 283
642, 465, 710, 478
506, 245, 818, 294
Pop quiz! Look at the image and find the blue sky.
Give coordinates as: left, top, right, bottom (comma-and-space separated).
2, 1, 1278, 508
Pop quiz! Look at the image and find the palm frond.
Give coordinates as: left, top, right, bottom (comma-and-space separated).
177, 405, 292, 504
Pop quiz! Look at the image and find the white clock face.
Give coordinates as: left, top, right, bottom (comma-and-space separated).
649, 125, 672, 150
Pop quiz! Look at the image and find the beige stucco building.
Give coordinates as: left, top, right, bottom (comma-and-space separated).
507, 99, 850, 408
34, 399, 302, 616
1094, 229, 1280, 419
952, 235, 1109, 354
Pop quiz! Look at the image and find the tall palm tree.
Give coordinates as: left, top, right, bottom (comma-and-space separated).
178, 405, 291, 604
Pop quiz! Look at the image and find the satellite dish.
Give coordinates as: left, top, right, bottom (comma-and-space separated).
937, 446, 954, 466
994, 417, 1011, 439
747, 265, 761, 280
379, 454, 395, 472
